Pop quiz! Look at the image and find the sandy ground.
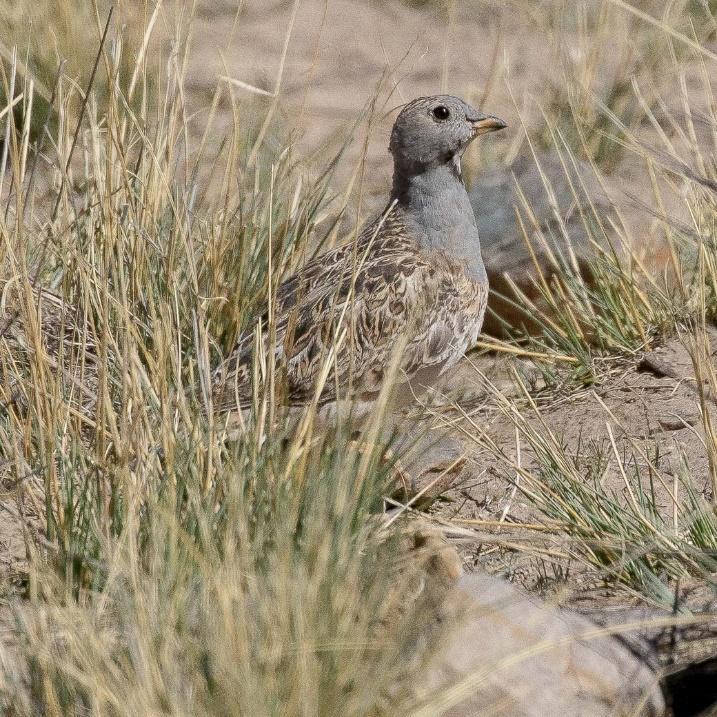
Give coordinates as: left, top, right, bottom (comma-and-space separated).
181, 0, 715, 228
186, 0, 519, 201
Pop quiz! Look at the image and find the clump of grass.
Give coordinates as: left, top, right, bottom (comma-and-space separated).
0, 8, 441, 715
479, 1, 717, 387
460, 369, 717, 606
503, 108, 717, 385
535, 0, 667, 170
489, 144, 669, 384
2, 428, 434, 716
0, 1, 143, 141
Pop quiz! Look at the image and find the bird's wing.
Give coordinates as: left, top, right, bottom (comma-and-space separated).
271, 206, 398, 316
212, 223, 486, 412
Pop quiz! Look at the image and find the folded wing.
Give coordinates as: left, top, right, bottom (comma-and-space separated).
212, 214, 486, 412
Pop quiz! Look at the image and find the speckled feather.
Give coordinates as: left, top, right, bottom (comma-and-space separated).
212, 95, 505, 414
211, 204, 488, 412
0, 283, 100, 420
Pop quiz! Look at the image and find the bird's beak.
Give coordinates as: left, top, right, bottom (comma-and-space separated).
471, 115, 507, 136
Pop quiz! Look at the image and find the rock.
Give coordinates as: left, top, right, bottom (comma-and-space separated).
390, 426, 469, 501
471, 151, 614, 336
416, 571, 666, 716
661, 655, 717, 717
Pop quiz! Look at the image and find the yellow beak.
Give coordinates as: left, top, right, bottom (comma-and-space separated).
471, 115, 508, 135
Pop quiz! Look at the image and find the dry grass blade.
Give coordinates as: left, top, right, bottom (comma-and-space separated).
0, 10, 447, 716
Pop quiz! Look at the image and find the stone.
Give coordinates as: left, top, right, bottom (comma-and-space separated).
471, 151, 614, 336
416, 571, 666, 716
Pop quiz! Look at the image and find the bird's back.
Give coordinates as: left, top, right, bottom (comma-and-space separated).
0, 283, 101, 425
211, 205, 488, 414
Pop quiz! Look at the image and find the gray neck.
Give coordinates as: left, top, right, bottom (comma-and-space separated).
390, 162, 486, 283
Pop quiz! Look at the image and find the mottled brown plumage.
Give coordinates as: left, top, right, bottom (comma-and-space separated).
212, 207, 488, 412
0, 282, 100, 423
212, 95, 505, 417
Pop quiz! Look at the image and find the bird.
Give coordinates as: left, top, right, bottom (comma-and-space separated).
212, 95, 506, 424
0, 281, 101, 426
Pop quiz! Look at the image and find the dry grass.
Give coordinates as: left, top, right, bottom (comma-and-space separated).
0, 6, 441, 715
0, 0, 716, 714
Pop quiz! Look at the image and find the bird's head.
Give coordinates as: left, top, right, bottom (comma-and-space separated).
389, 95, 506, 178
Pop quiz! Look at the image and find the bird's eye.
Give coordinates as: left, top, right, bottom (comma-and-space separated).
432, 105, 450, 121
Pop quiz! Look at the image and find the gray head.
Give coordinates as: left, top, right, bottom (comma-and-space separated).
389, 95, 506, 178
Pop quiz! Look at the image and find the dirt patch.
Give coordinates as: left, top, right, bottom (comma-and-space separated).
183, 0, 712, 230
404, 334, 717, 661
431, 338, 712, 533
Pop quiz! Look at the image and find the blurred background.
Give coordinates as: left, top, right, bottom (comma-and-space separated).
4, 0, 716, 332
